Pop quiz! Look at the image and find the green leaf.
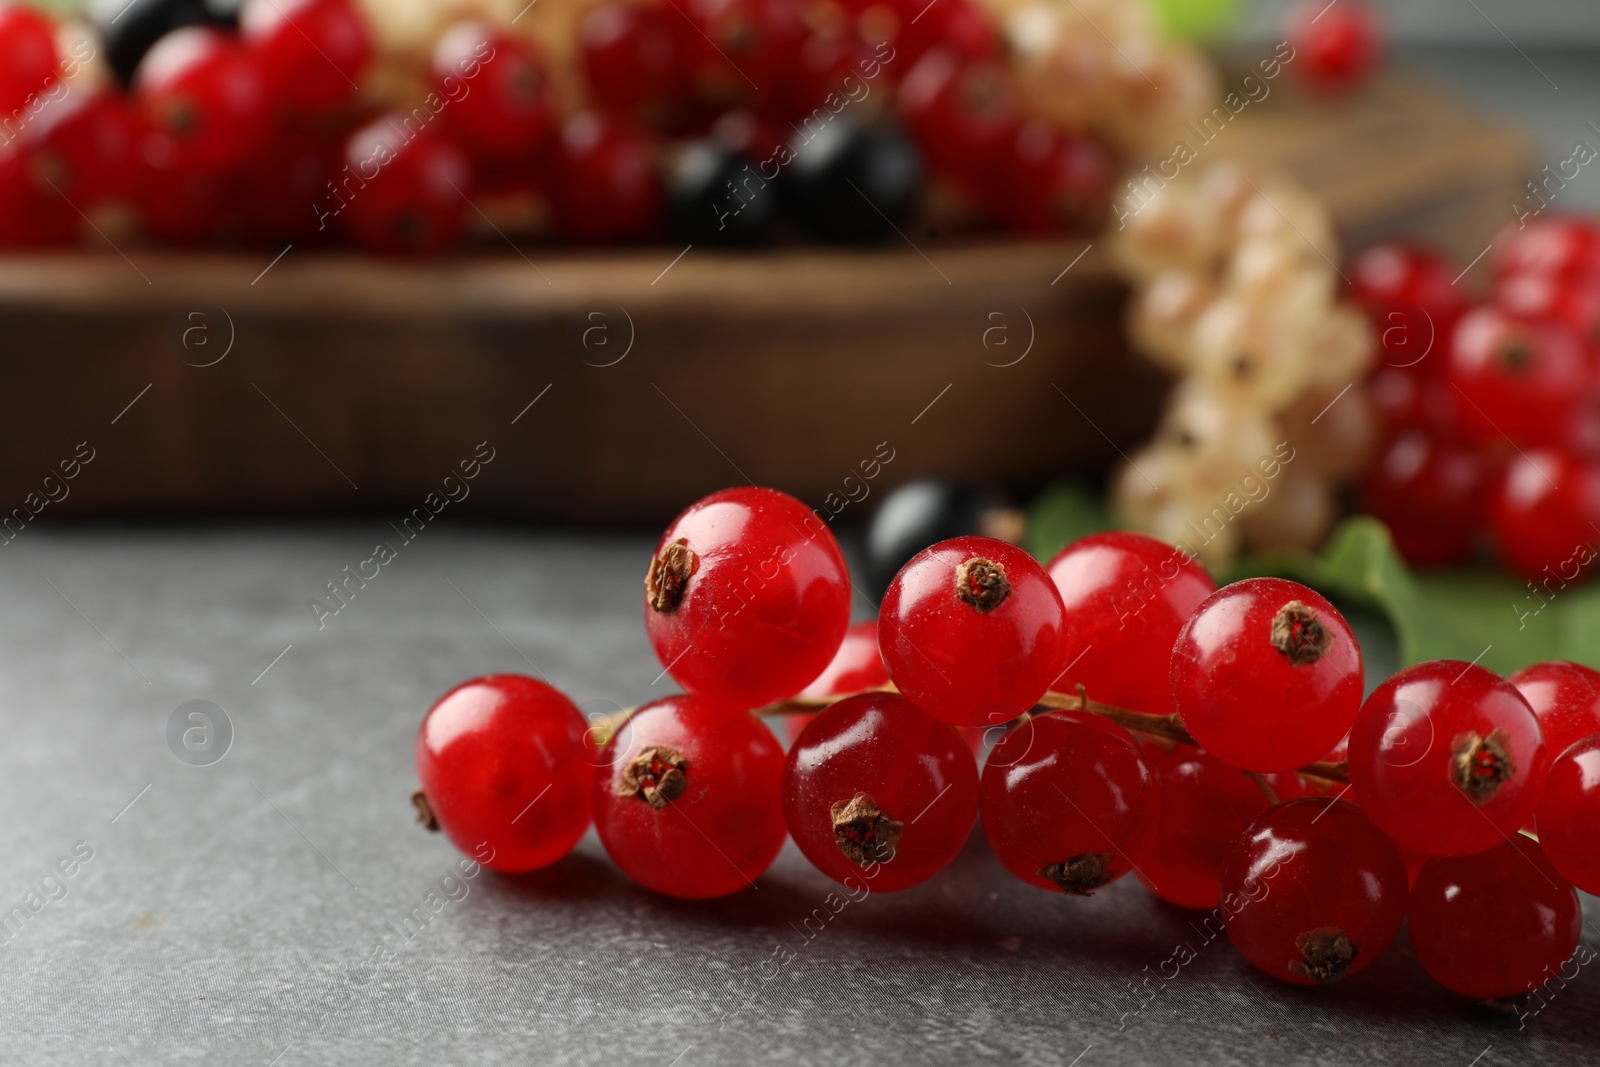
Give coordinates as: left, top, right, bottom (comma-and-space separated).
1025, 480, 1113, 561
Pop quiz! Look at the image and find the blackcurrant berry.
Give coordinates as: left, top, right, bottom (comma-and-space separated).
665, 142, 774, 247
93, 0, 240, 88
782, 119, 922, 245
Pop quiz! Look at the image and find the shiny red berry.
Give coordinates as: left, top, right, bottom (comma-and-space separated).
1407, 836, 1581, 1000
897, 49, 1021, 196
783, 618, 887, 744
1493, 214, 1600, 285
1487, 450, 1600, 583
644, 487, 851, 710
1360, 430, 1487, 568
29, 89, 138, 208
880, 535, 1066, 728
1496, 269, 1600, 347
0, 2, 59, 116
783, 692, 978, 892
593, 695, 787, 898
338, 115, 471, 255
1047, 531, 1215, 717
1137, 744, 1278, 910
980, 711, 1155, 895
0, 137, 76, 246
133, 131, 232, 244
1288, 0, 1381, 92
1348, 660, 1550, 857
414, 675, 595, 873
1534, 734, 1600, 895
1448, 306, 1589, 449
1508, 660, 1600, 759
1172, 578, 1363, 772
549, 111, 662, 242
678, 0, 804, 107
433, 22, 555, 165
1220, 799, 1408, 985
241, 0, 370, 114
1348, 242, 1465, 377
579, 1, 688, 123
134, 27, 271, 172
991, 122, 1113, 235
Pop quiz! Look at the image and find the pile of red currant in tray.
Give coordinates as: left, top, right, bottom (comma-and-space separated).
1354, 215, 1600, 582
0, 0, 1130, 253
414, 485, 1598, 1003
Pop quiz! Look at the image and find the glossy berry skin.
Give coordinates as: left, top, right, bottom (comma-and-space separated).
1288, 0, 1380, 92
0, 3, 59, 115
991, 123, 1114, 236
864, 478, 1010, 599
644, 487, 850, 710
1496, 270, 1600, 346
799, 619, 887, 700
678, 0, 804, 108
134, 27, 270, 173
783, 693, 978, 892
1408, 836, 1581, 1000
1534, 735, 1600, 894
432, 23, 554, 166
782, 120, 922, 245
1360, 430, 1487, 568
1348, 242, 1466, 377
97, 0, 238, 88
1488, 450, 1600, 583
665, 143, 773, 247
338, 117, 470, 255
133, 131, 232, 244
594, 695, 787, 898
1349, 660, 1550, 857
0, 139, 76, 247
1221, 799, 1408, 985
549, 112, 661, 242
1493, 215, 1600, 286
414, 674, 594, 873
898, 49, 1021, 196
1508, 661, 1600, 759
1048, 531, 1215, 718
1138, 745, 1278, 910
880, 536, 1066, 728
1448, 306, 1589, 449
241, 0, 370, 114
980, 711, 1155, 895
1171, 578, 1363, 773
29, 90, 138, 208
578, 2, 687, 123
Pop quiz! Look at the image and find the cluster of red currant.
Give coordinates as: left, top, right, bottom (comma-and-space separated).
413, 485, 1597, 1004
0, 0, 1124, 253
1354, 217, 1600, 583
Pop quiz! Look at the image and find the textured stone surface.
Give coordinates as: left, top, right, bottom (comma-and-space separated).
0, 524, 1594, 1066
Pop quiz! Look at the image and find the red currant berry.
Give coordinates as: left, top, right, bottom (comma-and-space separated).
29, 90, 138, 208
134, 27, 271, 172
644, 487, 851, 709
1348, 660, 1550, 857
880, 535, 1066, 728
1486, 450, 1600, 583
991, 122, 1113, 236
1367, 367, 1460, 435
1137, 744, 1277, 910
798, 618, 886, 699
549, 111, 662, 242
897, 49, 1021, 196
1348, 242, 1466, 377
240, 127, 339, 245
783, 692, 978, 892
133, 131, 232, 245
678, 0, 804, 107
1047, 531, 1215, 718
1172, 578, 1363, 772
894, 0, 997, 67
780, 27, 874, 119
1287, 0, 1380, 92
1508, 660, 1600, 760
980, 711, 1155, 895
1496, 269, 1600, 347
338, 115, 471, 255
1534, 733, 1600, 894
1407, 835, 1581, 1000
413, 674, 595, 873
1493, 215, 1600, 286
241, 0, 370, 115
0, 137, 76, 246
1448, 306, 1589, 449
1220, 798, 1408, 984
1360, 430, 1487, 568
579, 1, 689, 123
593, 695, 787, 898
433, 22, 556, 166
0, 2, 59, 116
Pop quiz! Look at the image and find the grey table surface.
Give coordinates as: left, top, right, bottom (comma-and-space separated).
0, 521, 1594, 1067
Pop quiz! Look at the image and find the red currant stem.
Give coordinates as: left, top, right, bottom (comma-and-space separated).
1246, 772, 1281, 806
601, 686, 1351, 786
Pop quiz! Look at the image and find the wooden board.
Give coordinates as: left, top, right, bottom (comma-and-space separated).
0, 69, 1534, 526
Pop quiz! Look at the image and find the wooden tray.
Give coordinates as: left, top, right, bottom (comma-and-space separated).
0, 70, 1532, 526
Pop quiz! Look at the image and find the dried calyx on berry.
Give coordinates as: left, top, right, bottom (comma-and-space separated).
1451, 728, 1514, 803
830, 792, 903, 867
1291, 927, 1358, 984
1270, 601, 1333, 666
1038, 852, 1116, 896
955, 557, 1010, 612
645, 538, 698, 612
618, 745, 690, 810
